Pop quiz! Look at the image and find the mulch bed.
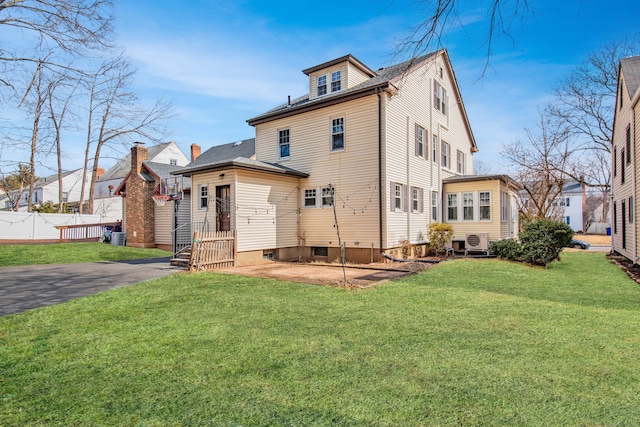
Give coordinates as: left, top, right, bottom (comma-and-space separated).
607, 253, 640, 285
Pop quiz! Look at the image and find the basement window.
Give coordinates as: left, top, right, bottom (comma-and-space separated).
312, 246, 328, 257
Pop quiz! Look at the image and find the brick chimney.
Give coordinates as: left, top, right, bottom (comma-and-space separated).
131, 142, 148, 174
96, 167, 105, 179
191, 143, 201, 163
124, 141, 155, 248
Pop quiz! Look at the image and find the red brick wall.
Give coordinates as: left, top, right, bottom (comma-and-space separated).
125, 174, 156, 248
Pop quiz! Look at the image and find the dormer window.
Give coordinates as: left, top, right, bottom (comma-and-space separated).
317, 75, 327, 96
331, 71, 341, 92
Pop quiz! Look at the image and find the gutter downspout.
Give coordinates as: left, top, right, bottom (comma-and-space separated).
406, 116, 412, 245
377, 88, 384, 257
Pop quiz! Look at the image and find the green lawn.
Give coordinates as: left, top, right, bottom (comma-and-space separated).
0, 242, 170, 267
1, 251, 639, 426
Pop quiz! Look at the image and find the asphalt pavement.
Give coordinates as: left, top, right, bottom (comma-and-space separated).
0, 257, 183, 317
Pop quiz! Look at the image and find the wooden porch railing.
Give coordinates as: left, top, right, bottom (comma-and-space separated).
189, 230, 236, 271
55, 221, 122, 242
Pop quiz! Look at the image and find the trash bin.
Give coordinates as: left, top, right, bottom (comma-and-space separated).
606, 227, 611, 236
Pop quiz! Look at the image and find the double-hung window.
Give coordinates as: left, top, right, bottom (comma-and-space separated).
479, 191, 491, 220
279, 129, 290, 159
432, 135, 438, 162
304, 189, 316, 207
331, 71, 341, 92
622, 148, 626, 184
394, 183, 403, 211
317, 75, 327, 96
441, 141, 450, 168
199, 185, 208, 209
415, 125, 426, 158
434, 81, 447, 114
456, 150, 465, 174
322, 187, 334, 207
501, 192, 508, 222
447, 193, 457, 221
411, 187, 423, 213
431, 191, 438, 221
463, 192, 474, 220
627, 125, 632, 165
331, 118, 344, 151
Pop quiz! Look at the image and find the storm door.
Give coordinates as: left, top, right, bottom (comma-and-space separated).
216, 185, 231, 232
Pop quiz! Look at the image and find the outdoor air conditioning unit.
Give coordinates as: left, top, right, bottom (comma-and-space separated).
465, 233, 489, 256
111, 232, 126, 246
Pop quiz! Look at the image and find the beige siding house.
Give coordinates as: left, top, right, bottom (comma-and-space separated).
611, 55, 640, 263
182, 50, 517, 265
443, 175, 521, 251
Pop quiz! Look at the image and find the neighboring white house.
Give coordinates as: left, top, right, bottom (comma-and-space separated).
94, 141, 190, 221
559, 181, 584, 232
1, 168, 91, 212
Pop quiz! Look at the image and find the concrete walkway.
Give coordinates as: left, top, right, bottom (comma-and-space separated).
0, 257, 183, 317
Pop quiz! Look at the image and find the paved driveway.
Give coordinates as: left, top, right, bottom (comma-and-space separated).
0, 257, 182, 317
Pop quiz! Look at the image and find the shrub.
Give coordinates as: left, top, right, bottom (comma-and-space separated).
428, 222, 454, 255
519, 219, 574, 267
489, 239, 522, 261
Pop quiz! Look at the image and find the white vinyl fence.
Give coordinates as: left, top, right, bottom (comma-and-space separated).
0, 212, 106, 241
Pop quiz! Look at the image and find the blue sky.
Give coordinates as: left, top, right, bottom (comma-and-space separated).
5, 0, 640, 173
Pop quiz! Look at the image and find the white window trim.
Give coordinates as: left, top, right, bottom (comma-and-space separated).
479, 191, 491, 221
432, 135, 438, 163
317, 75, 327, 97
463, 192, 474, 221
447, 193, 458, 221
331, 70, 341, 93
322, 186, 334, 207
303, 188, 317, 208
331, 117, 345, 152
199, 185, 208, 210
431, 191, 439, 221
456, 150, 465, 174
441, 141, 450, 169
278, 128, 290, 160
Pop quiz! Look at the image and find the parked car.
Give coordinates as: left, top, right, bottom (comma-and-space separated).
567, 239, 590, 250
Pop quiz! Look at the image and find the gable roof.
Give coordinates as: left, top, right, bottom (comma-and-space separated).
34, 169, 82, 188
247, 52, 438, 126
621, 55, 640, 100
246, 50, 478, 153
99, 141, 179, 181
302, 54, 376, 77
185, 138, 256, 171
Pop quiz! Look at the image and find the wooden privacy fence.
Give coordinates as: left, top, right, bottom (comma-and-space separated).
55, 221, 122, 242
189, 230, 236, 271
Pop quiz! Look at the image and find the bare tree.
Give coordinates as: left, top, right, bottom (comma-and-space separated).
47, 71, 79, 212
502, 110, 573, 221
396, 0, 533, 73
81, 55, 172, 213
548, 35, 640, 156
18, 59, 49, 212
0, 0, 113, 82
